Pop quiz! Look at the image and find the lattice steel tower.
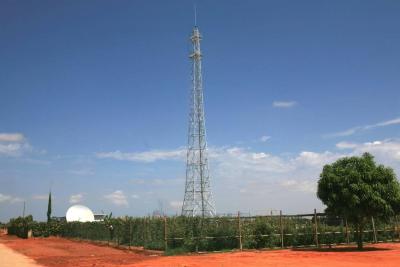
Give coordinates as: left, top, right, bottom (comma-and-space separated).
182, 26, 216, 217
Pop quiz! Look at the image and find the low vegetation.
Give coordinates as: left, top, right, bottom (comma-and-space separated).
6, 213, 400, 252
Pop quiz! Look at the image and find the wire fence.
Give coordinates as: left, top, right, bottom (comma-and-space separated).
10, 210, 400, 253
63, 210, 400, 252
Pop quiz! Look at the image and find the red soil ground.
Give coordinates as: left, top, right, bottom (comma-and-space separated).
2, 234, 400, 267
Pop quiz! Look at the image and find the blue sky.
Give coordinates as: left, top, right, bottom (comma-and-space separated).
1, 0, 399, 222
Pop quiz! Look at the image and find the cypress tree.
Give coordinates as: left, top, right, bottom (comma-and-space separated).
47, 191, 52, 223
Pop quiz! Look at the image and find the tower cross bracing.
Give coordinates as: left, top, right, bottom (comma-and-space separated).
182, 26, 216, 217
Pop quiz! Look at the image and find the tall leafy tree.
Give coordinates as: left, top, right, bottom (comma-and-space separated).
47, 191, 52, 223
317, 153, 400, 249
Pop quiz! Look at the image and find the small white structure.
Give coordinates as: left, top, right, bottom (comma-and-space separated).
66, 205, 95, 222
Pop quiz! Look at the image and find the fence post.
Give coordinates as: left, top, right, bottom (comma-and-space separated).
345, 218, 350, 244
143, 217, 147, 248
383, 222, 387, 242
280, 210, 284, 248
397, 217, 400, 240
314, 209, 319, 247
117, 224, 120, 247
371, 216, 377, 243
164, 216, 168, 251
394, 217, 400, 242
391, 220, 395, 242
238, 211, 243, 251
129, 220, 132, 249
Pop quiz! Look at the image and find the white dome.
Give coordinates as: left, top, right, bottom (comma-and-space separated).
66, 205, 95, 222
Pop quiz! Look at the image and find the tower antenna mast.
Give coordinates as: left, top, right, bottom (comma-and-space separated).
194, 4, 197, 26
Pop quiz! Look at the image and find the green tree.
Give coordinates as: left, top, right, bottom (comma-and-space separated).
317, 153, 400, 249
47, 192, 52, 223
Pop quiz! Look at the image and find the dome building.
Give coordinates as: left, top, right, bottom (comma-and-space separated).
66, 205, 95, 222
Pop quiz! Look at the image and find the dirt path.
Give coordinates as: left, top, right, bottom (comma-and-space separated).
2, 234, 400, 267
0, 243, 43, 267
134, 244, 400, 267
0, 234, 151, 267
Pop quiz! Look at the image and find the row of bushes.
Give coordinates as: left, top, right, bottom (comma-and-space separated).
7, 215, 400, 252
7, 215, 34, 238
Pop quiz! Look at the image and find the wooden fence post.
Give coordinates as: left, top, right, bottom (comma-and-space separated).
164, 216, 168, 251
143, 217, 147, 248
129, 220, 132, 249
117, 225, 120, 247
314, 209, 319, 247
394, 217, 400, 242
371, 216, 377, 243
238, 211, 243, 251
391, 220, 395, 242
383, 222, 387, 242
397, 217, 400, 240
345, 218, 350, 244
280, 210, 284, 248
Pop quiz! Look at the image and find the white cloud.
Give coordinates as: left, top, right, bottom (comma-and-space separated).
169, 201, 183, 210
0, 142, 32, 157
0, 194, 11, 203
96, 148, 186, 163
327, 128, 359, 137
32, 194, 48, 200
0, 133, 32, 157
281, 180, 316, 193
208, 146, 331, 199
294, 151, 342, 167
69, 193, 84, 204
0, 193, 23, 204
11, 197, 23, 203
365, 117, 400, 129
104, 190, 128, 207
338, 139, 400, 165
209, 146, 292, 174
207, 139, 400, 211
0, 133, 25, 142
272, 101, 297, 108
259, 135, 271, 142
95, 139, 400, 214
327, 117, 400, 137
131, 194, 140, 199
336, 141, 358, 149
211, 140, 400, 180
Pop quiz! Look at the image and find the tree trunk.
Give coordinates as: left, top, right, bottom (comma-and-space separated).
357, 224, 364, 250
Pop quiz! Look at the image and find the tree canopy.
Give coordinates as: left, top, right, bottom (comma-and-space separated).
317, 152, 400, 249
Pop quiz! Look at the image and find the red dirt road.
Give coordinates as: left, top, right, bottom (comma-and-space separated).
2, 234, 400, 267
